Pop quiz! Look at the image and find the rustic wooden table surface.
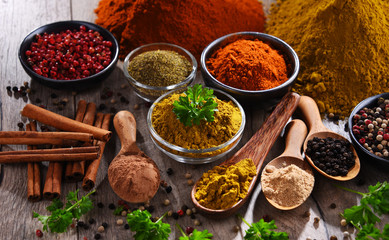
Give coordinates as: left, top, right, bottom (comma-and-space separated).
1, 1, 388, 239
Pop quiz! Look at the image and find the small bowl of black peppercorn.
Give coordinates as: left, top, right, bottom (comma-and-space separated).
348, 92, 389, 167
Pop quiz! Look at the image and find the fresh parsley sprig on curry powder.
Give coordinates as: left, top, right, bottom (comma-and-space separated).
173, 84, 218, 127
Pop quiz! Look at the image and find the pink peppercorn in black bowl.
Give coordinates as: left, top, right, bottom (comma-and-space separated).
348, 92, 389, 167
18, 21, 119, 90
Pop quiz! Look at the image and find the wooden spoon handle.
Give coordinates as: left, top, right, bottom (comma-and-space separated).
226, 92, 300, 168
281, 119, 307, 158
113, 111, 140, 156
298, 96, 327, 134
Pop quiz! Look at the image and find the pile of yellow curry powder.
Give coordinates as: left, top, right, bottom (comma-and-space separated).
151, 93, 242, 150
268, 0, 389, 118
195, 158, 256, 210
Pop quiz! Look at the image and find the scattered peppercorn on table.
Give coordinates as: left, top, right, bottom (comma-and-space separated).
0, 0, 388, 239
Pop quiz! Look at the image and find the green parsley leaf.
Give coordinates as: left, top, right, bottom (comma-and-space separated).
46, 198, 64, 212
356, 223, 389, 240
33, 189, 95, 233
339, 182, 389, 226
173, 84, 218, 127
127, 210, 171, 240
113, 205, 125, 216
177, 224, 213, 240
238, 215, 289, 240
337, 182, 389, 239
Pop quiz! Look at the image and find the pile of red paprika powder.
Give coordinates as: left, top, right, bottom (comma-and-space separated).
206, 39, 288, 91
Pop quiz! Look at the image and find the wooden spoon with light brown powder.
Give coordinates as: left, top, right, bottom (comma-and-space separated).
261, 119, 314, 210
108, 111, 160, 203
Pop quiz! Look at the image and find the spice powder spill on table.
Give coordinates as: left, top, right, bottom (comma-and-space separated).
261, 164, 314, 207
195, 158, 256, 210
267, 0, 389, 117
94, 0, 265, 60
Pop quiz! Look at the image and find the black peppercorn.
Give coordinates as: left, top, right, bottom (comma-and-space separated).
97, 202, 104, 208
94, 233, 101, 239
109, 203, 116, 209
172, 212, 179, 219
166, 168, 173, 175
102, 222, 108, 228
6, 86, 11, 91
77, 221, 85, 227
306, 137, 355, 176
124, 224, 130, 229
165, 186, 172, 193
88, 218, 96, 224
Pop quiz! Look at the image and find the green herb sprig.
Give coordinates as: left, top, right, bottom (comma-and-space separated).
173, 84, 218, 127
337, 181, 389, 239
33, 189, 95, 233
176, 224, 213, 240
238, 215, 289, 240
126, 209, 171, 240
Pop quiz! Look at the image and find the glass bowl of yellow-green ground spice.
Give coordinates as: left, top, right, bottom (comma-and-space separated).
147, 87, 246, 164
123, 43, 197, 102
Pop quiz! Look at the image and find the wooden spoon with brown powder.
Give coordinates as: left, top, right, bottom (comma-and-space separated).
108, 111, 160, 203
191, 92, 301, 217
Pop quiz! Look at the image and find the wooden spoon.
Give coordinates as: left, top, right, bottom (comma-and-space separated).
261, 119, 314, 210
298, 96, 360, 181
191, 92, 301, 217
108, 111, 161, 203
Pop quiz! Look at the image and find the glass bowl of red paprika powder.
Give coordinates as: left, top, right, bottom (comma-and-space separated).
18, 20, 119, 90
201, 32, 299, 104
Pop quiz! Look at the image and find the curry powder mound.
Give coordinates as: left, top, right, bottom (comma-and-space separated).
195, 158, 256, 210
268, 0, 389, 118
151, 93, 242, 150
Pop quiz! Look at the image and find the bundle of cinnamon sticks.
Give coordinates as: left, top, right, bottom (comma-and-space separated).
0, 101, 112, 201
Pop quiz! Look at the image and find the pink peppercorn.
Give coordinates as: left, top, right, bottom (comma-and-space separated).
26, 25, 112, 80
359, 138, 366, 144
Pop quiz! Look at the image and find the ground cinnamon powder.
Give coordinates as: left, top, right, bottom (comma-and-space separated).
94, 0, 265, 60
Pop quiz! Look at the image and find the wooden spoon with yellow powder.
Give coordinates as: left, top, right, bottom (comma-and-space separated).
191, 92, 300, 217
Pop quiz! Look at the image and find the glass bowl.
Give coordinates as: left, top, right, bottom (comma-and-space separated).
123, 43, 197, 102
201, 32, 299, 104
18, 20, 119, 90
147, 88, 246, 164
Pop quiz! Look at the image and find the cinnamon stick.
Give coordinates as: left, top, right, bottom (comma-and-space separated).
0, 131, 93, 143
21, 104, 111, 141
0, 146, 100, 155
0, 151, 99, 163
26, 122, 41, 202
44, 100, 88, 198
43, 159, 63, 199
71, 102, 96, 181
65, 100, 88, 181
83, 113, 112, 191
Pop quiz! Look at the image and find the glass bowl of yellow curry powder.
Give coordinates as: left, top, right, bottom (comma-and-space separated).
123, 43, 197, 102
147, 84, 245, 164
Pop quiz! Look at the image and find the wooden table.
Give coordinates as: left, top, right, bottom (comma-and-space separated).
1, 1, 388, 239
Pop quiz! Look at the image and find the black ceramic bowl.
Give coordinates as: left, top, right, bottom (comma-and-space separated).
348, 92, 389, 167
201, 32, 299, 104
18, 20, 119, 89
